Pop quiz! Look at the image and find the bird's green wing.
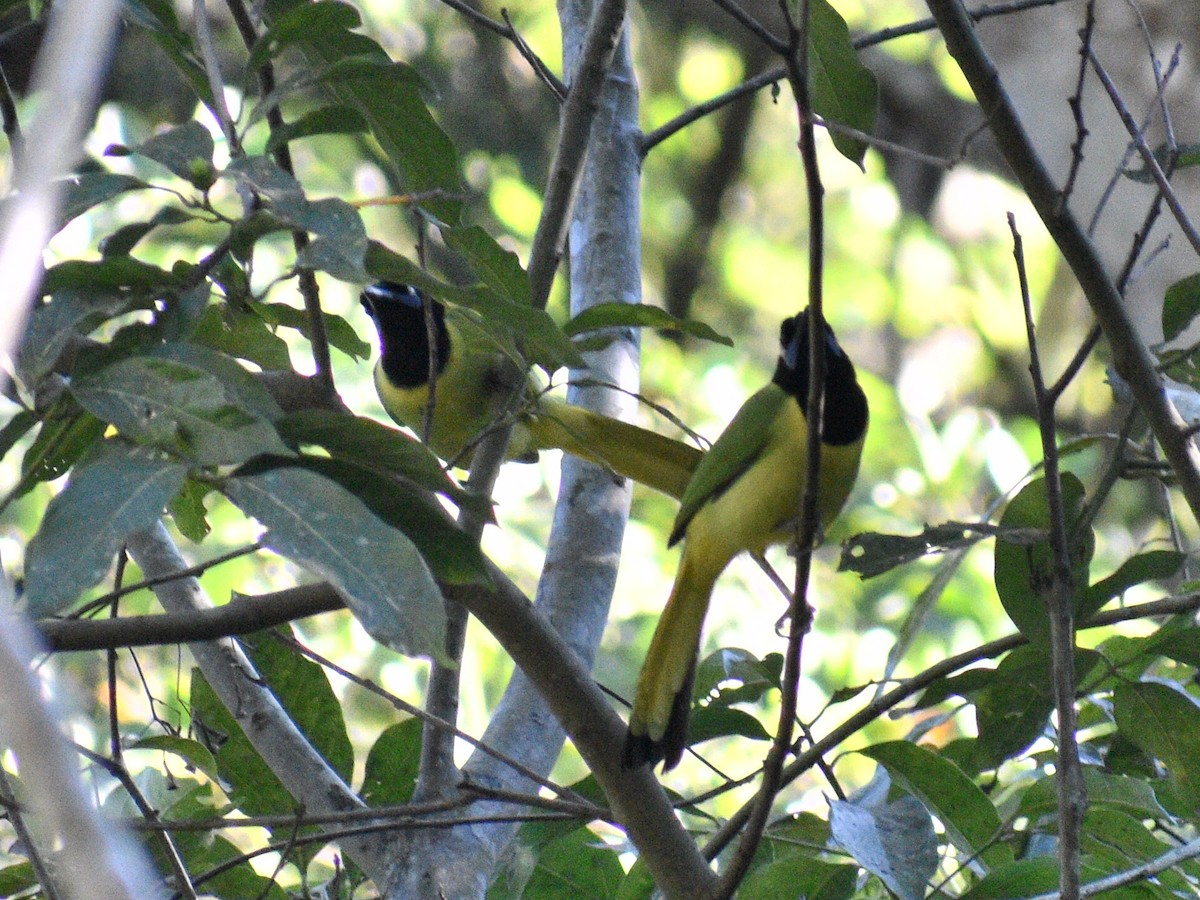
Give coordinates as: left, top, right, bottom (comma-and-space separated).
670, 385, 789, 545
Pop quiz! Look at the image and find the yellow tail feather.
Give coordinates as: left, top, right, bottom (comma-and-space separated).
622, 552, 718, 770
525, 399, 702, 500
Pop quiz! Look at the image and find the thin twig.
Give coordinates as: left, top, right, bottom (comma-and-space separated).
710, 0, 786, 53
76, 745, 199, 899
433, 0, 566, 97
1011, 213, 1084, 898
1087, 47, 1200, 257
641, 0, 1081, 155
1057, 0, 1095, 214
714, 0, 824, 893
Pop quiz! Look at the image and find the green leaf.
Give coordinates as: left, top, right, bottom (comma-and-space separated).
1124, 142, 1200, 184
24, 442, 188, 616
686, 706, 772, 747
0, 862, 37, 895
564, 303, 733, 346
840, 520, 991, 578
441, 224, 532, 305
1082, 550, 1184, 621
16, 289, 133, 384
127, 121, 216, 188
122, 0, 214, 108
993, 473, 1093, 642
16, 402, 106, 497
829, 772, 938, 900
742, 858, 856, 900
168, 477, 213, 542
255, 301, 371, 360
282, 453, 492, 587
100, 206, 197, 257
224, 156, 369, 281
1018, 768, 1168, 822
809, 0, 879, 165
960, 856, 1059, 899
861, 740, 1012, 870
1163, 272, 1200, 343
1114, 680, 1200, 811
322, 57, 462, 222
128, 735, 220, 783
43, 256, 183, 293
189, 304, 293, 370
53, 172, 150, 231
517, 826, 625, 900
275, 409, 478, 510
263, 104, 368, 154
71, 347, 287, 466
223, 463, 447, 659
361, 718, 421, 807
974, 646, 1099, 769
247, 1, 366, 74
694, 647, 781, 707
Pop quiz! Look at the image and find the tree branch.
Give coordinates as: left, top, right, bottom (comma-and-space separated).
123, 523, 396, 885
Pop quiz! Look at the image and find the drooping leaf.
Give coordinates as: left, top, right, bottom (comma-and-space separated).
255, 301, 371, 360
275, 409, 479, 511
16, 289, 133, 385
264, 104, 369, 154
128, 735, 220, 784
99, 206, 197, 257
224, 156, 368, 281
1081, 550, 1185, 622
361, 718, 421, 807
809, 0, 878, 165
52, 172, 151, 232
15, 401, 106, 498
280, 453, 492, 586
189, 304, 293, 370
829, 770, 938, 900
223, 462, 447, 659
121, 120, 216, 188
974, 645, 1100, 769
1163, 272, 1200, 343
365, 241, 583, 372
24, 442, 188, 616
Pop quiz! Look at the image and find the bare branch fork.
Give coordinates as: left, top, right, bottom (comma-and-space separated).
924, 0, 1200, 528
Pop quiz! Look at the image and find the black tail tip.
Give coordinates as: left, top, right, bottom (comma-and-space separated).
621, 729, 683, 772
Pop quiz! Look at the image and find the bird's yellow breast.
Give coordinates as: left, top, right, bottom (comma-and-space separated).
680, 399, 863, 587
